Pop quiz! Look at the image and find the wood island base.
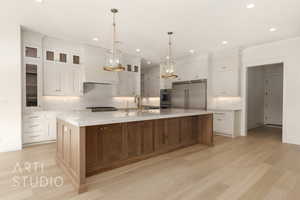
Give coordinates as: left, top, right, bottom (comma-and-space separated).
56, 114, 213, 193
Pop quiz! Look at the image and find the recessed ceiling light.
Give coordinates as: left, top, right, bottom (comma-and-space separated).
35, 0, 43, 3
136, 49, 141, 52
166, 56, 170, 60
147, 61, 152, 65
246, 3, 255, 9
269, 27, 277, 32
189, 49, 195, 54
222, 41, 228, 45
93, 37, 99, 41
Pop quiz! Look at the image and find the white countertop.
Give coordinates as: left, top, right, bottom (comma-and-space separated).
57, 109, 213, 127
208, 108, 242, 112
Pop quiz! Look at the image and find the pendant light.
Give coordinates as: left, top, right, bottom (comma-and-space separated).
103, 8, 125, 72
161, 32, 178, 79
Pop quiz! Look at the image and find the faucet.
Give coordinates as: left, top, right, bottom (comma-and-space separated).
134, 95, 143, 110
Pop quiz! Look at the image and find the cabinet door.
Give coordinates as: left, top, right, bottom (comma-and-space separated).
62, 66, 83, 96
180, 117, 198, 146
102, 124, 125, 164
86, 126, 104, 171
24, 62, 40, 108
166, 118, 181, 147
154, 119, 168, 151
72, 67, 83, 96
199, 115, 213, 146
141, 121, 155, 154
126, 122, 142, 158
213, 70, 239, 97
24, 43, 41, 60
44, 64, 62, 96
117, 72, 137, 97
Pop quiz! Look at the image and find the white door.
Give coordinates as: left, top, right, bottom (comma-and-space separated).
264, 73, 283, 125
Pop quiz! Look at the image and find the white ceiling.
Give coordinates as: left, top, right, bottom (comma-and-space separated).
12, 0, 300, 62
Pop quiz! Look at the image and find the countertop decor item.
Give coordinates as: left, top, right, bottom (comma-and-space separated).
161, 32, 178, 79
103, 8, 125, 72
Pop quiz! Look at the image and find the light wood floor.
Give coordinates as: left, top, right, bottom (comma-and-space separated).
1, 127, 300, 200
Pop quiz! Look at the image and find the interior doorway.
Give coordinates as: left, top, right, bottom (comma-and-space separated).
246, 63, 283, 140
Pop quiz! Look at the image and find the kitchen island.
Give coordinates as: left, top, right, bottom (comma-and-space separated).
56, 109, 213, 193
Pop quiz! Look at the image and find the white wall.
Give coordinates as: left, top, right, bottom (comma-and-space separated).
0, 23, 22, 152
247, 67, 265, 129
242, 37, 300, 145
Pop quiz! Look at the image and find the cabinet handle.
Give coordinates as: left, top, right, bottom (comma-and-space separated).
29, 116, 40, 119
29, 135, 40, 138
30, 124, 39, 128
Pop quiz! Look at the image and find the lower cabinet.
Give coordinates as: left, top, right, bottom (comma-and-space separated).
101, 124, 124, 164
85, 115, 213, 176
23, 111, 57, 145
166, 118, 181, 147
180, 116, 199, 146
211, 110, 241, 137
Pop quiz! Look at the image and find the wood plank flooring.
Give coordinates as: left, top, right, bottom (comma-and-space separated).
1, 127, 300, 200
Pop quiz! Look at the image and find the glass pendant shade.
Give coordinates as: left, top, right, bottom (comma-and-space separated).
161, 32, 178, 79
104, 49, 125, 72
103, 8, 125, 72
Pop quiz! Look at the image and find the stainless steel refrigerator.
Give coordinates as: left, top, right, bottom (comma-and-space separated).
171, 80, 207, 109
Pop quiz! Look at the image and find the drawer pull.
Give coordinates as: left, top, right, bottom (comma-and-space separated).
30, 124, 40, 128
27, 135, 40, 138
28, 116, 40, 119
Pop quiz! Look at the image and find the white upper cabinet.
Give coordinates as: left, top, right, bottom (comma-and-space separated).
83, 45, 118, 84
43, 37, 84, 96
22, 31, 44, 110
211, 48, 241, 97
142, 66, 160, 97
44, 63, 83, 96
160, 54, 209, 89
116, 71, 138, 97
114, 54, 141, 97
174, 54, 209, 82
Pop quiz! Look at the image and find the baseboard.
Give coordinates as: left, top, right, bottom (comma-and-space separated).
22, 140, 56, 148
264, 124, 282, 128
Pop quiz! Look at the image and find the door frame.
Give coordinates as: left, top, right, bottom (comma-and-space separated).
241, 62, 286, 143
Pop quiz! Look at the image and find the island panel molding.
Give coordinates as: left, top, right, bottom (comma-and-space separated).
56, 114, 213, 193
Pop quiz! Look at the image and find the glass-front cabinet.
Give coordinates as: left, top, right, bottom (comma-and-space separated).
23, 43, 42, 109
25, 63, 38, 107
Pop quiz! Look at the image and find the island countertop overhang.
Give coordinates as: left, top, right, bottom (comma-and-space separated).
57, 109, 213, 127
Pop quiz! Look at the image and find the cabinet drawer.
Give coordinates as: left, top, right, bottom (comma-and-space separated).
23, 130, 44, 137
23, 121, 44, 133
23, 134, 45, 144
213, 112, 233, 134
24, 114, 42, 122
